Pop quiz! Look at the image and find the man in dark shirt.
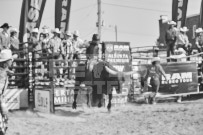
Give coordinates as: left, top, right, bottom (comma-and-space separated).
165, 21, 177, 61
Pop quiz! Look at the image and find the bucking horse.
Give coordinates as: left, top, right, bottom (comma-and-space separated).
72, 60, 134, 111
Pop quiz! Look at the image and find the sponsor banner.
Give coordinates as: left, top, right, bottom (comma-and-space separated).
55, 0, 72, 37
133, 62, 198, 94
35, 90, 50, 113
54, 88, 74, 105
103, 42, 132, 72
19, 0, 47, 44
172, 0, 188, 28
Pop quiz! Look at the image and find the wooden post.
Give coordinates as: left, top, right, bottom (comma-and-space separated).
49, 59, 55, 113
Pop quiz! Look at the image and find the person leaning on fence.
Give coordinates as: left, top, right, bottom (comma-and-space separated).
72, 30, 84, 60
0, 23, 11, 51
176, 26, 190, 51
40, 27, 50, 57
195, 28, 203, 53
165, 21, 177, 61
10, 28, 19, 53
0, 49, 17, 134
144, 57, 167, 105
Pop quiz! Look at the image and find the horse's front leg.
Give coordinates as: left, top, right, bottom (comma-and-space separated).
72, 89, 78, 109
107, 94, 112, 112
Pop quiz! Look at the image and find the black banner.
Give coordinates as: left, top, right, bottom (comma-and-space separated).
19, 0, 47, 44
200, 0, 203, 27
172, 0, 188, 28
55, 0, 72, 36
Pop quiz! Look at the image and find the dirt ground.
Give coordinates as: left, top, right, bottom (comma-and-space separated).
6, 95, 203, 135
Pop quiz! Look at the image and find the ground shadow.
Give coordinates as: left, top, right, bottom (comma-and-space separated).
55, 109, 84, 117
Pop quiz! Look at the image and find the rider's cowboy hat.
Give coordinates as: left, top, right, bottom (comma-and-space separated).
151, 57, 161, 63
73, 30, 80, 37
180, 26, 189, 32
51, 28, 61, 34
0, 23, 11, 29
0, 49, 18, 62
195, 28, 203, 33
31, 28, 39, 33
10, 28, 19, 33
168, 21, 177, 25
64, 30, 72, 36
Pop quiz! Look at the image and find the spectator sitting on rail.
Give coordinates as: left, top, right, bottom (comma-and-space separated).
0, 49, 17, 134
144, 57, 167, 105
165, 21, 178, 62
0, 23, 11, 51
170, 48, 187, 62
72, 30, 84, 60
10, 28, 19, 53
40, 27, 50, 57
62, 30, 73, 60
195, 28, 203, 53
176, 26, 190, 51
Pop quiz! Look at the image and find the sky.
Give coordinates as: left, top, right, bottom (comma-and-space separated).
0, 0, 202, 47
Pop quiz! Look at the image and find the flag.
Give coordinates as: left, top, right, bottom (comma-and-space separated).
200, 0, 203, 27
172, 0, 188, 28
19, 0, 47, 46
55, 0, 72, 37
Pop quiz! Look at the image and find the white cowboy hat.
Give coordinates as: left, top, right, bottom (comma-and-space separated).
31, 28, 39, 33
42, 29, 49, 34
42, 25, 49, 29
178, 48, 186, 54
51, 28, 61, 34
151, 57, 161, 62
64, 30, 72, 36
168, 21, 177, 25
195, 28, 203, 33
73, 30, 80, 36
10, 28, 19, 33
0, 49, 18, 62
180, 26, 189, 32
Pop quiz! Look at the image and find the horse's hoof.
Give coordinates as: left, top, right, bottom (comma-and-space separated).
72, 102, 77, 109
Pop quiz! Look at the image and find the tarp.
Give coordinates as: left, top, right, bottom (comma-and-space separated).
19, 0, 47, 46
55, 0, 72, 37
172, 0, 188, 28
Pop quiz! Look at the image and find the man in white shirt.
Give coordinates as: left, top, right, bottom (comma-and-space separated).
176, 26, 190, 51
62, 31, 73, 60
72, 30, 84, 59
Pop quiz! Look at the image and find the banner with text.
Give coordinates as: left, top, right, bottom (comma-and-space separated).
172, 0, 188, 28
133, 62, 198, 94
55, 0, 72, 37
19, 0, 47, 45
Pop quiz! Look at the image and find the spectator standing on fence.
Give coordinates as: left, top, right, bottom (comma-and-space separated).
176, 26, 190, 51
72, 30, 84, 60
0, 23, 11, 51
195, 28, 203, 53
145, 57, 167, 105
10, 28, 19, 53
40, 27, 50, 57
62, 30, 73, 60
48, 28, 63, 59
0, 49, 17, 134
165, 21, 177, 61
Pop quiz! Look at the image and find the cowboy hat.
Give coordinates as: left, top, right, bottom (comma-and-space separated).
0, 49, 18, 62
0, 23, 11, 29
42, 25, 49, 29
42, 29, 49, 34
180, 26, 189, 32
10, 28, 19, 33
73, 30, 80, 37
64, 30, 72, 36
151, 57, 161, 62
168, 21, 177, 25
195, 28, 203, 33
31, 28, 39, 33
178, 48, 186, 54
51, 28, 61, 34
